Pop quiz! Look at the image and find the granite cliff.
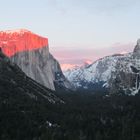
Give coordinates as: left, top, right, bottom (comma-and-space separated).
0, 29, 72, 90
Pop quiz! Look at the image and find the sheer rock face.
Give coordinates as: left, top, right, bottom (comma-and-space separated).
10, 47, 72, 91
0, 49, 63, 104
0, 29, 72, 90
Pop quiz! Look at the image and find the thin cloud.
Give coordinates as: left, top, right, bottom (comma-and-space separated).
50, 42, 134, 66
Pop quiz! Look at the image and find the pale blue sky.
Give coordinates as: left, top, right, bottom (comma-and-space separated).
0, 0, 140, 65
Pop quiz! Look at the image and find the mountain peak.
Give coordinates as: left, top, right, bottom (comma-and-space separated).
133, 39, 140, 58
137, 38, 140, 45
0, 29, 48, 57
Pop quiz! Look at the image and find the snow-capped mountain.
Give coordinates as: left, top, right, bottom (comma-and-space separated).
64, 54, 125, 91
64, 40, 140, 95
0, 29, 72, 91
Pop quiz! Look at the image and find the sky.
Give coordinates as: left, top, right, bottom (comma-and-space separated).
0, 0, 140, 70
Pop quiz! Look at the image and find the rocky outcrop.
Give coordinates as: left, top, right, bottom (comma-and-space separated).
133, 39, 140, 59
108, 53, 140, 95
0, 29, 72, 91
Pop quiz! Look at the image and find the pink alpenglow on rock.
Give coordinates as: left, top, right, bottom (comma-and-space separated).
0, 29, 48, 57
0, 29, 73, 91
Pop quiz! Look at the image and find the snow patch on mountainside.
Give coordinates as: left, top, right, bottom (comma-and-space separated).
64, 54, 128, 88
0, 29, 31, 34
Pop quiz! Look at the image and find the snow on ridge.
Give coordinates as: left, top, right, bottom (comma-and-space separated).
64, 52, 134, 88
0, 29, 31, 34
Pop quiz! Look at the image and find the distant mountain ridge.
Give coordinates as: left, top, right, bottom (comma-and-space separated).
64, 40, 140, 95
